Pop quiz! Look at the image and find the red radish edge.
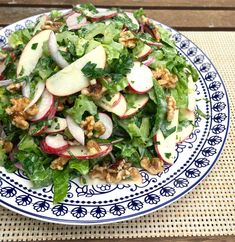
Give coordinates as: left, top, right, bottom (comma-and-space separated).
98, 113, 113, 139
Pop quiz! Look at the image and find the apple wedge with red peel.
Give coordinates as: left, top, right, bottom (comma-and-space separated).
41, 134, 69, 155
30, 89, 54, 122
48, 31, 69, 69
66, 115, 85, 146
29, 125, 48, 136
66, 12, 87, 30
24, 81, 45, 111
96, 94, 127, 117
17, 30, 52, 77
89, 10, 117, 21
98, 113, 113, 139
154, 109, 179, 165
137, 44, 153, 59
61, 144, 112, 160
45, 117, 67, 134
121, 95, 149, 119
127, 62, 153, 94
176, 110, 195, 144
46, 45, 106, 96
188, 75, 196, 111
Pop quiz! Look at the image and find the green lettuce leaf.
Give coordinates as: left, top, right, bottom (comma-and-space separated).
67, 95, 97, 124
69, 159, 89, 175
0, 147, 7, 166
8, 29, 32, 48
103, 41, 124, 63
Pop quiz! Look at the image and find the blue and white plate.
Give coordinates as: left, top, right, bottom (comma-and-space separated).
0, 9, 230, 224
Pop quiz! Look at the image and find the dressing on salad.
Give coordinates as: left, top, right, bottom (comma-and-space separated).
0, 4, 199, 203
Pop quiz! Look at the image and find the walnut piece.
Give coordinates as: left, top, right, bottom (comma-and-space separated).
50, 157, 69, 170
153, 67, 178, 89
5, 97, 38, 130
80, 116, 106, 138
166, 96, 176, 122
86, 140, 101, 155
119, 31, 137, 48
90, 159, 142, 183
81, 82, 106, 100
0, 140, 13, 153
6, 83, 22, 93
140, 157, 164, 175
41, 20, 63, 32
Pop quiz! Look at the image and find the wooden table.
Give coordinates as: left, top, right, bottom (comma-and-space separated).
0, 1, 234, 242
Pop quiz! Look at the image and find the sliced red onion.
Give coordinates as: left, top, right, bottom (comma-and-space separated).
141, 38, 162, 47
0, 79, 13, 87
22, 81, 30, 98
15, 162, 23, 170
66, 12, 88, 30
48, 32, 69, 69
140, 23, 144, 32
142, 57, 155, 66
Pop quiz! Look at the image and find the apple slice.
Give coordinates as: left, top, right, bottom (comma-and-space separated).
66, 115, 85, 146
188, 75, 196, 111
45, 117, 67, 133
98, 113, 113, 139
176, 110, 195, 144
137, 44, 153, 59
17, 29, 52, 77
61, 144, 112, 160
46, 45, 106, 96
24, 80, 45, 111
41, 134, 69, 155
48, 31, 69, 68
96, 94, 127, 117
22, 82, 30, 98
121, 95, 149, 119
89, 10, 117, 21
127, 62, 153, 94
30, 89, 54, 122
29, 124, 48, 136
154, 109, 179, 165
66, 12, 88, 30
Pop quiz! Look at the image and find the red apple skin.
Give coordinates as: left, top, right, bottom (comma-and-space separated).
90, 12, 117, 21
128, 84, 152, 94
32, 125, 49, 136
40, 139, 69, 155
61, 145, 112, 160
138, 48, 153, 60
153, 135, 173, 165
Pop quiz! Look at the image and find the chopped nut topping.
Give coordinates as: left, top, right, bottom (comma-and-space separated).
140, 15, 161, 42
81, 82, 106, 100
90, 159, 142, 183
119, 31, 137, 48
86, 140, 101, 155
140, 157, 164, 175
80, 116, 106, 138
5, 97, 38, 130
0, 140, 13, 153
6, 82, 22, 93
166, 96, 176, 122
152, 67, 178, 89
50, 157, 69, 170
41, 20, 63, 32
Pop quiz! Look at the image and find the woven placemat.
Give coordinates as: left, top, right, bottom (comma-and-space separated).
0, 32, 234, 241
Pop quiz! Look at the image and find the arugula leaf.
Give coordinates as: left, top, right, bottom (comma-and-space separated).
69, 159, 89, 175
53, 167, 69, 203
67, 95, 97, 124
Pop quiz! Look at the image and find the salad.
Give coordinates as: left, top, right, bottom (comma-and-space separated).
0, 4, 199, 203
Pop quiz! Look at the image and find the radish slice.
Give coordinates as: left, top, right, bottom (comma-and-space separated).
41, 134, 69, 155
29, 124, 48, 136
98, 113, 113, 139
127, 62, 153, 94
47, 104, 57, 119
142, 57, 154, 66
0, 79, 13, 87
30, 89, 54, 122
24, 81, 45, 111
89, 10, 117, 21
48, 32, 69, 69
61, 144, 112, 160
137, 44, 153, 59
22, 82, 30, 98
66, 12, 88, 30
45, 117, 67, 133
66, 115, 85, 146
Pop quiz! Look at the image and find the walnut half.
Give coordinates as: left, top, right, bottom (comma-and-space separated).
119, 31, 137, 48
50, 157, 69, 170
0, 140, 13, 153
140, 157, 164, 175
